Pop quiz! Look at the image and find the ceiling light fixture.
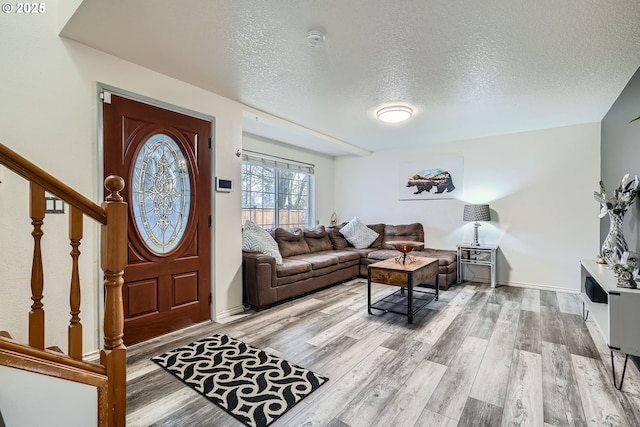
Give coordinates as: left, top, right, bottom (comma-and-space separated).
376, 105, 413, 123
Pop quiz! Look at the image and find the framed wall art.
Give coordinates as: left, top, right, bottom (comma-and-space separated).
398, 156, 463, 200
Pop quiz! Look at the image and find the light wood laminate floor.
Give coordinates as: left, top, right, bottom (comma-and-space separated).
126, 280, 640, 426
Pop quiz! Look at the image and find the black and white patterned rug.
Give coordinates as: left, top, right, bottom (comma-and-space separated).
151, 333, 328, 427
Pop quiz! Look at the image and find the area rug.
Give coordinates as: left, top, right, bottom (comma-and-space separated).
151, 333, 328, 427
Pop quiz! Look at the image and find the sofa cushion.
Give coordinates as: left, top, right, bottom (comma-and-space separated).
285, 252, 342, 279
383, 223, 424, 249
304, 225, 334, 253
275, 258, 312, 278
289, 253, 339, 270
329, 250, 361, 263
417, 248, 457, 266
367, 249, 403, 261
345, 247, 378, 257
326, 223, 350, 249
275, 227, 311, 258
340, 217, 379, 249
368, 224, 386, 248
242, 220, 283, 264
275, 270, 314, 286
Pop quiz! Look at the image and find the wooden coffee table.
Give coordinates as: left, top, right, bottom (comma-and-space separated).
367, 256, 439, 324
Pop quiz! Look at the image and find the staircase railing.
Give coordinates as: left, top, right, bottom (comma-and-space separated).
0, 142, 127, 427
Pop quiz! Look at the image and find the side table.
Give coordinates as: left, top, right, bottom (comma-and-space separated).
457, 243, 498, 287
368, 257, 439, 324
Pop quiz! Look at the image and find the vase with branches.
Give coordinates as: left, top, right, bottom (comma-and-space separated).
594, 173, 640, 267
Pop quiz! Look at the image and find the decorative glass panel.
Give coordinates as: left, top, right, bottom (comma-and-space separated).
132, 134, 191, 254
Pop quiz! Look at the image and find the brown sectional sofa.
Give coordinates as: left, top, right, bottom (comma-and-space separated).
242, 222, 457, 310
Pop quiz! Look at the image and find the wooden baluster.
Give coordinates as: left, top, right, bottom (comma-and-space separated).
68, 205, 83, 360
99, 176, 127, 427
29, 182, 45, 349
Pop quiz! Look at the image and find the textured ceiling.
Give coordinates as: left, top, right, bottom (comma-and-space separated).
61, 0, 640, 156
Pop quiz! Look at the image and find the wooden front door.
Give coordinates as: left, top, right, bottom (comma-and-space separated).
103, 93, 211, 345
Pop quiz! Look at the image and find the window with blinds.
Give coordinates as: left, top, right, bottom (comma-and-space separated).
241, 152, 315, 229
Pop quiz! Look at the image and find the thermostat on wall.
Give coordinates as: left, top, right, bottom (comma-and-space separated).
216, 177, 233, 192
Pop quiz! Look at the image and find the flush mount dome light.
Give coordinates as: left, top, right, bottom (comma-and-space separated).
376, 105, 413, 123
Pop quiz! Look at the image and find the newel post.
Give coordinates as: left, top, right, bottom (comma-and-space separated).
99, 175, 127, 427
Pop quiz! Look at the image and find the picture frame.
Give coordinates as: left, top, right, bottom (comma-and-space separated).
398, 156, 463, 200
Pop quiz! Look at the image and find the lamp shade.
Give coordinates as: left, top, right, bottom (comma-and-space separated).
463, 204, 491, 222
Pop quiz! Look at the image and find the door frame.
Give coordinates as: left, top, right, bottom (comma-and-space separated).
96, 83, 216, 347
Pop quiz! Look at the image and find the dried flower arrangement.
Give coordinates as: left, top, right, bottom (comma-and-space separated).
594, 174, 640, 216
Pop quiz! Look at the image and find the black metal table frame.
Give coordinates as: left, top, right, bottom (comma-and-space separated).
367, 266, 439, 324
583, 302, 630, 390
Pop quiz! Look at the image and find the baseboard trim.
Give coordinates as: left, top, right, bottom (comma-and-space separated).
215, 305, 247, 323
461, 277, 577, 294
497, 280, 579, 294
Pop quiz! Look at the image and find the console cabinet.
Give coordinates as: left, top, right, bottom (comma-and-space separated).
580, 259, 640, 389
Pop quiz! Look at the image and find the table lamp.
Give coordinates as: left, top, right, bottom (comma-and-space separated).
463, 204, 491, 246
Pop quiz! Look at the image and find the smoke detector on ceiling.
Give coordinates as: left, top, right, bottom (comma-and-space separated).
306, 30, 325, 48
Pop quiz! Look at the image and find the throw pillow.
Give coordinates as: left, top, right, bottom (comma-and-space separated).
242, 220, 283, 264
339, 217, 379, 249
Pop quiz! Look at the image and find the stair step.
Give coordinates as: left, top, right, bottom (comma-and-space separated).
0, 332, 65, 354
47, 345, 64, 354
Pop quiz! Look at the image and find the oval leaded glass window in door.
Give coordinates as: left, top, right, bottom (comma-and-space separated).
132, 133, 191, 254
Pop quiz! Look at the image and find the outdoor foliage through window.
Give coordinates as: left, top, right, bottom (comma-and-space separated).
242, 154, 314, 229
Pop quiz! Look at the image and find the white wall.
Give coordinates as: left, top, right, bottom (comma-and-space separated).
335, 123, 601, 292
0, 365, 97, 427
242, 133, 336, 225
0, 1, 244, 352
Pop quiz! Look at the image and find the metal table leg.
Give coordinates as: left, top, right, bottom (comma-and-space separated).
408, 272, 413, 324
611, 351, 629, 391
367, 270, 372, 315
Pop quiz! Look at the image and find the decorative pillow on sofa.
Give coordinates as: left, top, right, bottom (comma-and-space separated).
242, 220, 283, 264
340, 217, 379, 249
274, 228, 311, 258
304, 225, 333, 252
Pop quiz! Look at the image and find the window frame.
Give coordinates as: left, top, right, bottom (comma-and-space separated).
241, 152, 315, 229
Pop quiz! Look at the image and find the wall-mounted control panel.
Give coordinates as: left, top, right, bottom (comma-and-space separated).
216, 177, 233, 192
